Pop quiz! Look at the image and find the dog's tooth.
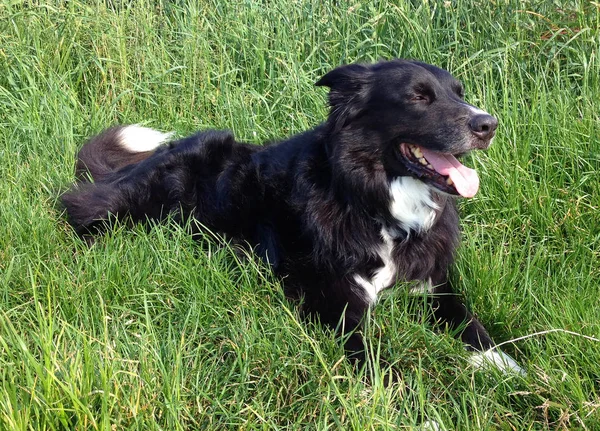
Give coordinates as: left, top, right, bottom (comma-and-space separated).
426, 163, 433, 169
446, 177, 454, 185
412, 146, 423, 158
418, 157, 428, 165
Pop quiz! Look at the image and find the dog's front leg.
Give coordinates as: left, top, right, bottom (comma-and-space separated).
425, 278, 525, 375
424, 279, 494, 351
303, 286, 372, 369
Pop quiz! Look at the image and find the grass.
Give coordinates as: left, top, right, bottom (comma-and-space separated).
1, 0, 599, 429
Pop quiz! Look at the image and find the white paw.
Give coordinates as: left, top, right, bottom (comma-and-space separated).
469, 349, 526, 376
420, 419, 443, 431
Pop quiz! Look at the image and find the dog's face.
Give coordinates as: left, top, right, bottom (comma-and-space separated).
316, 60, 497, 197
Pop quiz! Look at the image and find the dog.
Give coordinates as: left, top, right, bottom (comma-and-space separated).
62, 59, 524, 375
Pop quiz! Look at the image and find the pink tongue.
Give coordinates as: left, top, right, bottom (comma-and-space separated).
419, 147, 480, 197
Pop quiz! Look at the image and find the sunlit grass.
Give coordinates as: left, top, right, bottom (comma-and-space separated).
1, 0, 599, 429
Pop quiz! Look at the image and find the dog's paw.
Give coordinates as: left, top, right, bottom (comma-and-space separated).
420, 419, 443, 431
469, 349, 526, 376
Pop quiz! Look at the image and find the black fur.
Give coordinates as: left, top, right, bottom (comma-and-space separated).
62, 59, 501, 367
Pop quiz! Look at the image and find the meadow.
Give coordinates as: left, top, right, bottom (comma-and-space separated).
0, 0, 599, 429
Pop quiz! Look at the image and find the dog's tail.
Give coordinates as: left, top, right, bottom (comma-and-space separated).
75, 124, 174, 183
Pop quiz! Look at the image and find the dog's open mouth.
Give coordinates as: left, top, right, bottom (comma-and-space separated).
399, 143, 480, 197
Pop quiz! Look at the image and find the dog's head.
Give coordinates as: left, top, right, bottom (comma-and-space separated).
316, 60, 497, 197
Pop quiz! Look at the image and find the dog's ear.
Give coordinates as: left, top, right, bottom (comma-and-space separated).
315, 63, 371, 90
316, 64, 373, 133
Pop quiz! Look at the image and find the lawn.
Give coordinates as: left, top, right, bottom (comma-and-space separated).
1, 0, 599, 429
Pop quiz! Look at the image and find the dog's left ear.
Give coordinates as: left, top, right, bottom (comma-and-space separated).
316, 64, 373, 132
315, 63, 371, 90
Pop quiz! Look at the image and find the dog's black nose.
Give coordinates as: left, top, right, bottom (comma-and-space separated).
468, 114, 498, 141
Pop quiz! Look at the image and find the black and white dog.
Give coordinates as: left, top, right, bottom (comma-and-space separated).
62, 59, 523, 375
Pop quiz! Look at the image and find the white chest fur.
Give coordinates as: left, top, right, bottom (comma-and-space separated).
353, 228, 397, 303
389, 177, 439, 233
353, 177, 439, 303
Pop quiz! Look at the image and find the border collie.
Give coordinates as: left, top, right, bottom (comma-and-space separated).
62, 59, 524, 375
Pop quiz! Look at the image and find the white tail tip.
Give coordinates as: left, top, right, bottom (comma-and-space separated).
118, 124, 174, 153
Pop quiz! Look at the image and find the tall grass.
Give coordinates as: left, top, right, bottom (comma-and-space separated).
1, 0, 599, 429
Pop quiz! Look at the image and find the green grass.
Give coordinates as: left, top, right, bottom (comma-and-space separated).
1, 0, 599, 429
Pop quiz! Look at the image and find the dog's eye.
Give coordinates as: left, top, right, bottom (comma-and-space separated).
410, 95, 429, 102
